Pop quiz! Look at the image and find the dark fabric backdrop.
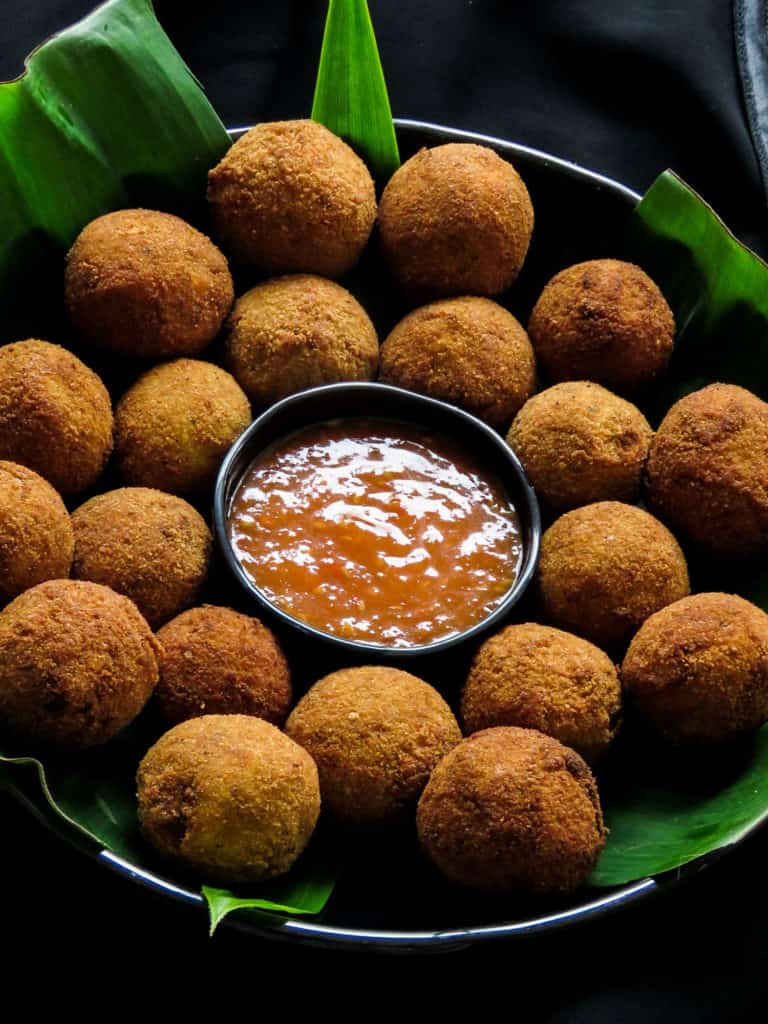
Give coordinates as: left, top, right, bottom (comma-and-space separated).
2, 2, 767, 1014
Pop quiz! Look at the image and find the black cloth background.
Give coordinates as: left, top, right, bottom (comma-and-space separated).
2, 1, 768, 1013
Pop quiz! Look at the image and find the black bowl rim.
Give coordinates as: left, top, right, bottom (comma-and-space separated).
213, 381, 541, 658
9, 119, 732, 953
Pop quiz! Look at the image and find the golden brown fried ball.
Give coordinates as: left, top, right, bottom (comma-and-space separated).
644, 383, 768, 558
416, 726, 606, 894
0, 339, 113, 496
507, 381, 653, 513
65, 209, 234, 358
461, 623, 622, 762
537, 501, 690, 652
285, 666, 461, 826
225, 274, 379, 409
0, 579, 159, 748
207, 120, 376, 277
0, 462, 74, 602
528, 260, 674, 395
621, 593, 768, 743
115, 359, 251, 494
137, 714, 320, 884
378, 143, 534, 299
378, 297, 536, 428
71, 488, 212, 628
156, 605, 291, 726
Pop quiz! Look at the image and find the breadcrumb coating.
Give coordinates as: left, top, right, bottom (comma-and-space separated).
416, 726, 606, 893
378, 143, 534, 299
645, 383, 768, 558
208, 120, 376, 277
115, 359, 251, 494
0, 339, 113, 496
137, 714, 320, 884
461, 623, 622, 761
65, 209, 233, 358
286, 665, 461, 825
71, 487, 212, 628
507, 381, 652, 512
0, 461, 74, 602
156, 605, 291, 725
379, 296, 536, 428
528, 259, 674, 395
0, 579, 159, 748
622, 592, 768, 743
537, 501, 690, 652
225, 274, 378, 409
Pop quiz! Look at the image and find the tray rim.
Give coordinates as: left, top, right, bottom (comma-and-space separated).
6, 117, 717, 952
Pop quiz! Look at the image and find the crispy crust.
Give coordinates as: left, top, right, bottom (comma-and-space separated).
0, 461, 74, 602
208, 120, 376, 277
156, 605, 291, 725
621, 592, 768, 743
461, 623, 622, 761
644, 383, 768, 558
115, 359, 252, 494
536, 501, 690, 653
379, 296, 536, 428
528, 260, 674, 395
378, 143, 534, 299
65, 209, 234, 358
0, 339, 113, 496
285, 665, 462, 825
507, 381, 652, 513
71, 487, 212, 628
0, 579, 159, 748
137, 714, 320, 884
225, 274, 379, 409
416, 727, 606, 893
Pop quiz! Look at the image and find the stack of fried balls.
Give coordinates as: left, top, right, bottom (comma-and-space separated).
2, 118, 768, 908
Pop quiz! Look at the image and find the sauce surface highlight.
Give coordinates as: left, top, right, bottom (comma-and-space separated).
229, 418, 522, 647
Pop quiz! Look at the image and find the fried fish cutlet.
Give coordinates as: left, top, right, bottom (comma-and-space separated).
207, 120, 376, 277
0, 338, 113, 496
71, 487, 212, 628
378, 143, 534, 299
65, 208, 234, 358
115, 359, 251, 494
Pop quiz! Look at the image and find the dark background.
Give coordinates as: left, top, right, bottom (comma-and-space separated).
2, 1, 767, 1013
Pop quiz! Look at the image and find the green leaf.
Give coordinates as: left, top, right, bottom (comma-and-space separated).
311, 0, 400, 181
0, 0, 230, 340
625, 170, 768, 414
583, 173, 768, 887
203, 855, 338, 936
1, 723, 338, 927
1, 722, 156, 863
590, 726, 768, 886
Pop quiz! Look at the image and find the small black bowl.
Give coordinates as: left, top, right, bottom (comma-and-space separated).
213, 381, 541, 660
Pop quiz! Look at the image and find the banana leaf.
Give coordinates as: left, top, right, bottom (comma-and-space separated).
1, 721, 157, 863
584, 170, 768, 886
626, 169, 768, 416
0, 0, 230, 341
203, 858, 338, 936
311, 0, 400, 181
0, 722, 338, 932
590, 726, 768, 887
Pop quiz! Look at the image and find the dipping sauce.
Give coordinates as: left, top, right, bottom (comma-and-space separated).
229, 418, 523, 647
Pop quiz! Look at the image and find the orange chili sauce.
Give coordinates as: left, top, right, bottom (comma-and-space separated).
228, 418, 522, 648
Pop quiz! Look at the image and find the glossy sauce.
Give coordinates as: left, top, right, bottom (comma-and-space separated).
229, 418, 522, 647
